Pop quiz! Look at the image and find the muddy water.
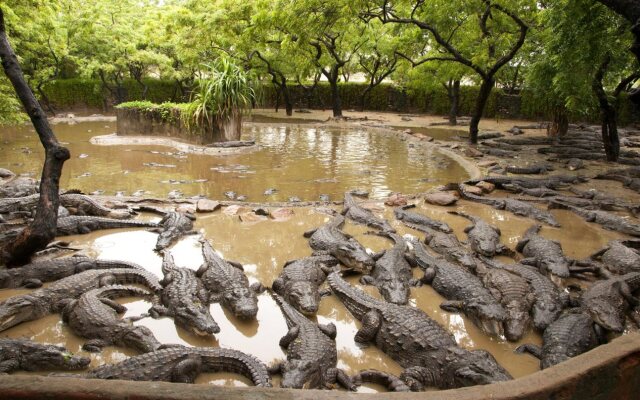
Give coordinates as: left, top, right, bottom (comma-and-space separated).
0, 122, 468, 201
1, 197, 631, 390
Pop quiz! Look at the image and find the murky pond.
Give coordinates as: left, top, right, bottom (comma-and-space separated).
0, 196, 630, 390
0, 122, 469, 201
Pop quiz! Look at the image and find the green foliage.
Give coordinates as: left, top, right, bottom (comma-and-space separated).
0, 77, 26, 125
116, 101, 187, 124
184, 58, 259, 131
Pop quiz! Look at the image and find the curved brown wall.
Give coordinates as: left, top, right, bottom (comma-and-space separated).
0, 333, 638, 400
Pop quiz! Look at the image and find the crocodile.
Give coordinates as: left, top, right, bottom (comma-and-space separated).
569, 188, 640, 216
590, 240, 640, 275
480, 257, 567, 331
272, 254, 338, 315
154, 211, 197, 251
505, 164, 552, 175
342, 191, 395, 232
0, 257, 144, 289
580, 271, 640, 332
57, 216, 158, 236
394, 204, 453, 233
61, 285, 162, 353
0, 338, 90, 373
422, 227, 479, 271
0, 268, 161, 332
351, 369, 411, 392
197, 239, 261, 320
502, 185, 564, 198
85, 346, 271, 386
516, 310, 602, 369
327, 272, 512, 390
448, 211, 512, 257
481, 265, 534, 341
60, 193, 133, 219
548, 201, 640, 237
270, 293, 354, 390
0, 177, 38, 198
150, 251, 220, 336
304, 214, 375, 273
414, 241, 506, 337
516, 225, 571, 285
465, 175, 588, 190
360, 232, 418, 305
458, 184, 560, 227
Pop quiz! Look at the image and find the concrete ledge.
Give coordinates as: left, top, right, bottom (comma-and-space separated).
90, 134, 259, 155
1, 333, 638, 400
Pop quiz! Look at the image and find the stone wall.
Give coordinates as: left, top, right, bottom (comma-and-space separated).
0, 333, 638, 400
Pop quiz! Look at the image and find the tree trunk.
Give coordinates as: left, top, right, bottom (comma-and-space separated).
329, 79, 342, 118
360, 87, 372, 112
274, 86, 281, 113
469, 77, 495, 144
282, 84, 293, 116
0, 8, 71, 266
600, 107, 620, 161
447, 80, 460, 126
36, 82, 55, 116
548, 106, 569, 138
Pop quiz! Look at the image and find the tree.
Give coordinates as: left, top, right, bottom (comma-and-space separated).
541, 0, 638, 161
362, 0, 531, 143
0, 7, 70, 265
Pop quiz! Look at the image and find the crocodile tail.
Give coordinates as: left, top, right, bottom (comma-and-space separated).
200, 348, 272, 387
95, 259, 144, 270
94, 284, 152, 300
112, 269, 162, 292
199, 238, 221, 264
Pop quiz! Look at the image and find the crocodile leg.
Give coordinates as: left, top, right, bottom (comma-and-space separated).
23, 279, 43, 289
171, 354, 202, 383
318, 322, 337, 340
83, 339, 109, 353
515, 344, 542, 359
360, 275, 375, 285
325, 368, 356, 391
267, 361, 283, 375
250, 282, 265, 294
279, 326, 299, 348
421, 268, 436, 284
149, 304, 169, 318
0, 360, 19, 373
355, 310, 381, 343
99, 298, 127, 314
319, 288, 332, 297
440, 300, 464, 313
303, 228, 318, 238
400, 366, 437, 391
618, 282, 640, 306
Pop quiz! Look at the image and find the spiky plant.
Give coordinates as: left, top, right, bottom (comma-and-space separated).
184, 58, 259, 141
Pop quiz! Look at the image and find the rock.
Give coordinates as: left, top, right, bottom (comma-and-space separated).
361, 202, 385, 213
196, 199, 221, 213
263, 188, 277, 196
319, 194, 331, 202
401, 116, 412, 121
403, 129, 413, 134
78, 154, 89, 159
223, 205, 252, 216
271, 208, 295, 221
450, 144, 460, 149
475, 181, 496, 193
507, 127, 524, 135
239, 212, 269, 223
66, 113, 76, 119
414, 133, 434, 142
478, 160, 498, 168
385, 193, 408, 207
236, 195, 248, 202
254, 208, 270, 216
424, 192, 459, 206
224, 191, 237, 200
462, 184, 484, 196
0, 168, 15, 179
463, 147, 485, 158
288, 196, 301, 203
176, 204, 196, 214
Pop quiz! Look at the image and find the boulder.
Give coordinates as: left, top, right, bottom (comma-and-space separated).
196, 199, 221, 213
385, 193, 408, 207
461, 184, 484, 196
424, 192, 459, 206
271, 208, 295, 221
475, 181, 496, 193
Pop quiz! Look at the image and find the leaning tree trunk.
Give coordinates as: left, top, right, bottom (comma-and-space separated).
0, 8, 70, 266
593, 55, 620, 162
469, 77, 495, 144
329, 79, 343, 118
446, 80, 461, 126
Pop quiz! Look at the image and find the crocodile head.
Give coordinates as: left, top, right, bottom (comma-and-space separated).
335, 240, 375, 273
285, 281, 320, 315
22, 342, 91, 371
155, 231, 176, 251
0, 270, 11, 288
466, 301, 505, 337
378, 279, 410, 305
223, 287, 259, 320
122, 325, 162, 353
586, 300, 625, 333
0, 295, 47, 332
532, 302, 562, 331
448, 348, 512, 387
173, 305, 220, 336
280, 359, 321, 389
504, 307, 530, 342
472, 237, 498, 258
